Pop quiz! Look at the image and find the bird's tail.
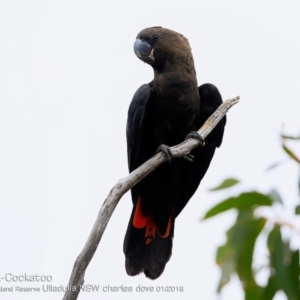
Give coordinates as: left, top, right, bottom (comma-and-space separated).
123, 197, 174, 279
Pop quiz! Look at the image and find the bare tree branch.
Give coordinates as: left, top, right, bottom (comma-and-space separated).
62, 96, 240, 300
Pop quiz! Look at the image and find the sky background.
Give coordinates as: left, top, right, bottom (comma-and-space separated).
0, 1, 300, 299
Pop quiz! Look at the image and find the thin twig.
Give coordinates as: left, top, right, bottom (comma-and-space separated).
62, 96, 240, 300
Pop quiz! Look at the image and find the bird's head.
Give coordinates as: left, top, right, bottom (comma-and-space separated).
134, 27, 195, 74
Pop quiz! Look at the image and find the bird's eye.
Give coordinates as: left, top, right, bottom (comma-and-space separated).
152, 34, 159, 40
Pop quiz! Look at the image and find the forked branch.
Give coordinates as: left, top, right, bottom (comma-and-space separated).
63, 96, 240, 300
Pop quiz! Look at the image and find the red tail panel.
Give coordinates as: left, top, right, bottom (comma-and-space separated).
132, 197, 172, 245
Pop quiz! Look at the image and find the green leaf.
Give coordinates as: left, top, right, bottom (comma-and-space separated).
282, 142, 300, 164
216, 244, 235, 292
234, 211, 266, 289
268, 189, 283, 205
259, 276, 278, 300
281, 134, 300, 140
295, 205, 300, 215
265, 161, 284, 171
288, 248, 300, 298
209, 178, 240, 191
245, 288, 264, 300
267, 225, 300, 300
215, 210, 266, 294
202, 192, 272, 220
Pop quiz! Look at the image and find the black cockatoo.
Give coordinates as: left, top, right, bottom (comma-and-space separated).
123, 27, 226, 279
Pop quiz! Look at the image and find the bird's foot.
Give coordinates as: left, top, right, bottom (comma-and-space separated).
183, 153, 194, 162
183, 132, 205, 162
186, 131, 205, 147
156, 144, 172, 163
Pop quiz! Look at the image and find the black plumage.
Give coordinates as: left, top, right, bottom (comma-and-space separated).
123, 27, 226, 279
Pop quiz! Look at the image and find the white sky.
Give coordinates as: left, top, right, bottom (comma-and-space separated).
0, 1, 299, 300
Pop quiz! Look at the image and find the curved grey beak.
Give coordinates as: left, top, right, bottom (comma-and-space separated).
134, 39, 152, 58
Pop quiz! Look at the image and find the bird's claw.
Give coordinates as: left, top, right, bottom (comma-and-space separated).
186, 131, 205, 147
184, 153, 194, 162
156, 144, 173, 163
